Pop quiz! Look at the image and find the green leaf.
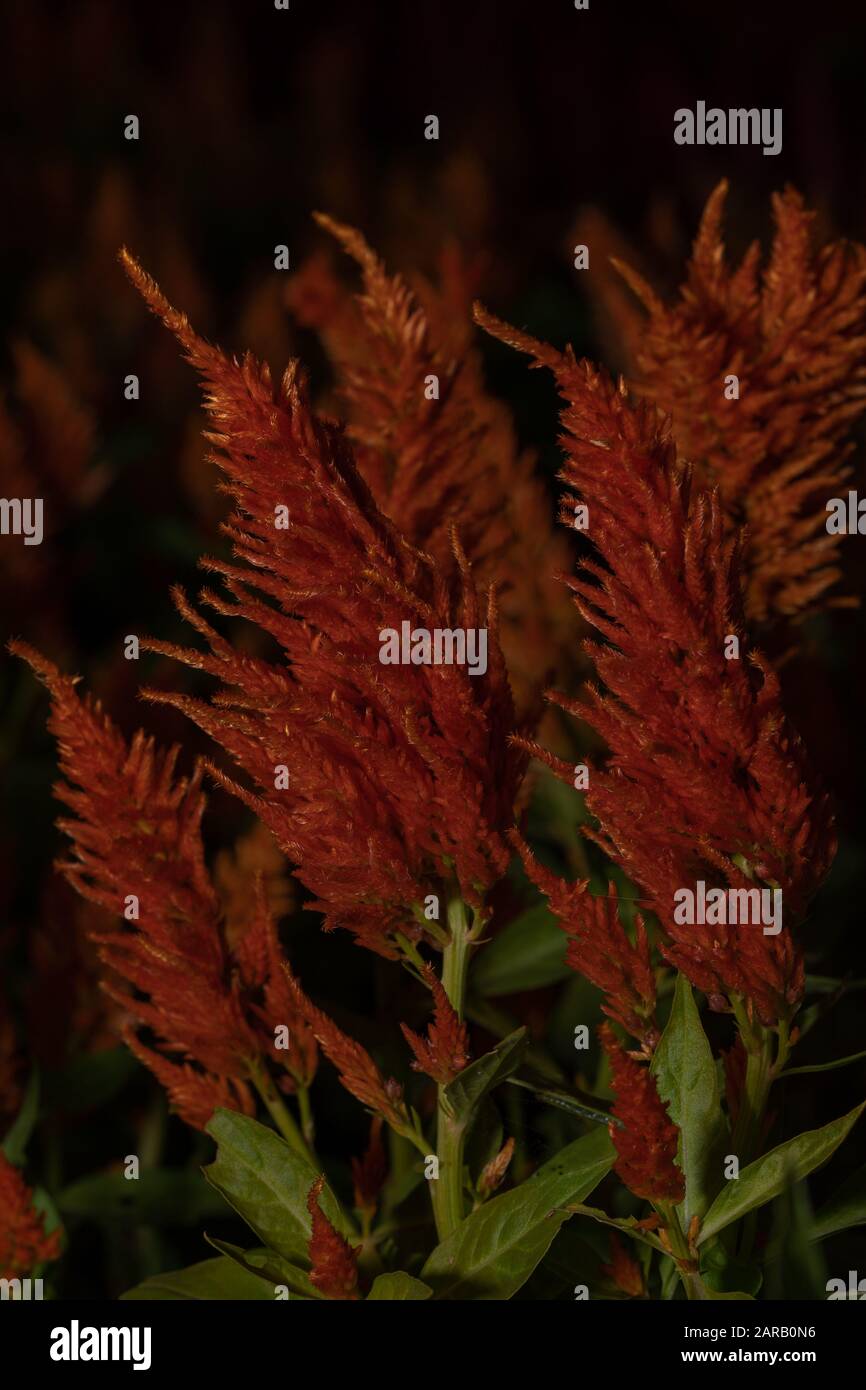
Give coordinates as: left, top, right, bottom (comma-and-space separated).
57, 1169, 230, 1226
204, 1110, 350, 1265
810, 1163, 866, 1241
206, 1237, 316, 1299
698, 1101, 865, 1245
472, 904, 569, 996
506, 1075, 616, 1128
782, 1050, 866, 1077
367, 1272, 433, 1300
652, 976, 727, 1227
421, 1126, 614, 1299
699, 1242, 762, 1297
764, 1174, 827, 1300
2, 1069, 40, 1164
569, 1204, 665, 1253
122, 1255, 276, 1301
442, 1027, 528, 1129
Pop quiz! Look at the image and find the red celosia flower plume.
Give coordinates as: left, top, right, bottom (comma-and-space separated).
232, 879, 319, 1094
611, 181, 866, 626
510, 829, 657, 1049
350, 1116, 388, 1216
118, 249, 525, 961
475, 307, 836, 1026
400, 962, 471, 1084
600, 1231, 645, 1298
0, 1153, 62, 1279
285, 969, 410, 1135
10, 642, 259, 1130
306, 1177, 360, 1300
600, 1024, 684, 1205
289, 221, 577, 719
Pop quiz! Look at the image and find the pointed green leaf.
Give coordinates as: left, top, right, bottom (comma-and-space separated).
122, 1255, 275, 1301
568, 1203, 665, 1253
421, 1126, 614, 1299
652, 976, 727, 1226
782, 1050, 866, 1077
367, 1272, 433, 1300
811, 1163, 866, 1242
204, 1110, 350, 1265
442, 1027, 528, 1129
698, 1102, 865, 1245
471, 904, 569, 996
206, 1237, 317, 1299
57, 1169, 229, 1225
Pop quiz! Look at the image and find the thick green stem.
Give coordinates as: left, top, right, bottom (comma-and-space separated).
657, 1201, 708, 1300
431, 897, 473, 1240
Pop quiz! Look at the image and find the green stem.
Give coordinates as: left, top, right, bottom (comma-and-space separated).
297, 1084, 316, 1149
657, 1201, 707, 1300
249, 1062, 312, 1162
431, 897, 473, 1240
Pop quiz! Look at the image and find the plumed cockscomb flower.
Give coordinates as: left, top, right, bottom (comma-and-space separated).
119, 250, 526, 962
350, 1115, 388, 1216
0, 1153, 62, 1280
600, 1024, 684, 1205
306, 1177, 361, 1300
475, 309, 835, 1026
10, 643, 259, 1130
400, 962, 471, 1084
510, 829, 657, 1049
285, 969, 411, 1138
600, 1231, 645, 1298
289, 221, 577, 719
611, 181, 866, 626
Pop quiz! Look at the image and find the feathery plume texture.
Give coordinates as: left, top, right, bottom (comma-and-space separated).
213, 820, 295, 953
118, 248, 524, 960
399, 962, 471, 1084
611, 181, 866, 625
350, 1116, 388, 1215
10, 642, 259, 1130
232, 881, 319, 1093
306, 1177, 361, 1300
601, 1231, 645, 1298
0, 1154, 62, 1279
478, 1136, 516, 1199
511, 829, 657, 1048
475, 307, 835, 1025
285, 969, 409, 1133
600, 1024, 684, 1204
289, 221, 576, 717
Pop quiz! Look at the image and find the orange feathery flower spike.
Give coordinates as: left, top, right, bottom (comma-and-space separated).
0, 1153, 62, 1280
600, 1024, 684, 1205
118, 248, 525, 962
510, 829, 657, 1049
10, 643, 259, 1131
612, 181, 866, 626
400, 962, 471, 1084
476, 307, 836, 1025
285, 969, 410, 1135
306, 1177, 361, 1300
601, 1231, 645, 1298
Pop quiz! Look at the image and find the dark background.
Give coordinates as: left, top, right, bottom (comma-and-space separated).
2, 0, 865, 1297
